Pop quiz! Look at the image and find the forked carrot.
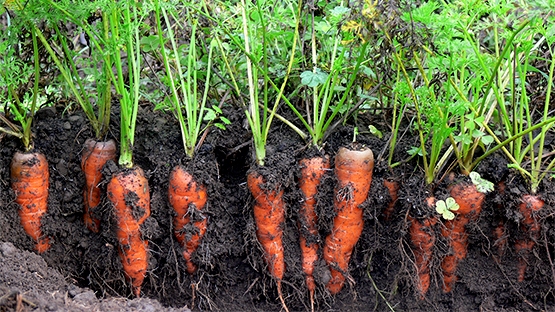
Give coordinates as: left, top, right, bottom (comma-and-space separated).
298, 156, 329, 309
441, 182, 484, 292
247, 170, 287, 311
81, 138, 117, 233
107, 167, 150, 297
11, 151, 51, 253
168, 165, 208, 274
514, 194, 544, 282
382, 179, 399, 221
323, 146, 374, 294
409, 196, 437, 299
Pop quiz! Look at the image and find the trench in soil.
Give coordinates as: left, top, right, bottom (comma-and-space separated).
1, 105, 555, 311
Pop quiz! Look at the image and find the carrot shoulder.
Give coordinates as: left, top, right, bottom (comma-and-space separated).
247, 170, 287, 309
11, 151, 51, 253
81, 139, 117, 233
298, 156, 329, 307
168, 165, 208, 274
441, 182, 484, 293
107, 167, 150, 297
323, 146, 374, 294
515, 194, 544, 282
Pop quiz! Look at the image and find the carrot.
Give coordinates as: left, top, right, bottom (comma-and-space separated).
441, 182, 484, 292
168, 165, 208, 275
298, 156, 329, 309
107, 167, 150, 297
11, 151, 51, 253
247, 170, 287, 311
323, 146, 374, 295
81, 138, 117, 233
514, 194, 544, 282
409, 196, 437, 299
493, 180, 507, 263
382, 179, 399, 221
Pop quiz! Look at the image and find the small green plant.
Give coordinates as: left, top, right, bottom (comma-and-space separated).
435, 197, 459, 220
153, 0, 228, 159
469, 172, 494, 194
0, 6, 41, 150
237, 0, 300, 165
287, 3, 369, 149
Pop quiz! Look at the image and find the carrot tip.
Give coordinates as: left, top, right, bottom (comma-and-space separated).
36, 237, 51, 253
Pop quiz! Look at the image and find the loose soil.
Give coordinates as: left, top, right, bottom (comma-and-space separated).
2, 104, 555, 311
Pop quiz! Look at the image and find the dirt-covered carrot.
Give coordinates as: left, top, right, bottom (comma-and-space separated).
409, 196, 437, 299
382, 179, 399, 221
298, 156, 329, 308
11, 151, 51, 253
168, 165, 207, 274
514, 194, 544, 282
247, 170, 287, 309
323, 146, 374, 295
107, 167, 150, 297
81, 138, 117, 233
441, 182, 484, 292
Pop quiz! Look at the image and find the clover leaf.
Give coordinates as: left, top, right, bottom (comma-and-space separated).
436, 197, 460, 220
469, 171, 494, 193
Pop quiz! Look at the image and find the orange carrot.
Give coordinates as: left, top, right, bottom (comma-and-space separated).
441, 182, 484, 292
81, 139, 117, 233
107, 167, 150, 297
298, 156, 329, 309
323, 146, 374, 295
382, 179, 399, 221
247, 170, 287, 311
11, 151, 51, 253
409, 196, 437, 299
168, 165, 208, 274
514, 194, 544, 282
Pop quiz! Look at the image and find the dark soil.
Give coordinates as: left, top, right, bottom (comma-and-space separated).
2, 105, 555, 312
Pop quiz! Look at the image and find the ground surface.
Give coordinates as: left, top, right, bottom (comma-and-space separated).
1, 105, 555, 311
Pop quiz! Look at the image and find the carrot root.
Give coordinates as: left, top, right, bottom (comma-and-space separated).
298, 156, 329, 304
515, 194, 544, 282
247, 170, 287, 311
323, 146, 374, 294
409, 197, 437, 299
382, 179, 399, 221
81, 139, 117, 233
168, 165, 208, 274
11, 151, 51, 253
441, 182, 484, 293
107, 166, 151, 297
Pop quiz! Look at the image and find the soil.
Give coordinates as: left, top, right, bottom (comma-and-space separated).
1, 104, 555, 312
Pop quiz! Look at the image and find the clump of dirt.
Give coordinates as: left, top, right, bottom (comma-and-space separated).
0, 241, 190, 312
